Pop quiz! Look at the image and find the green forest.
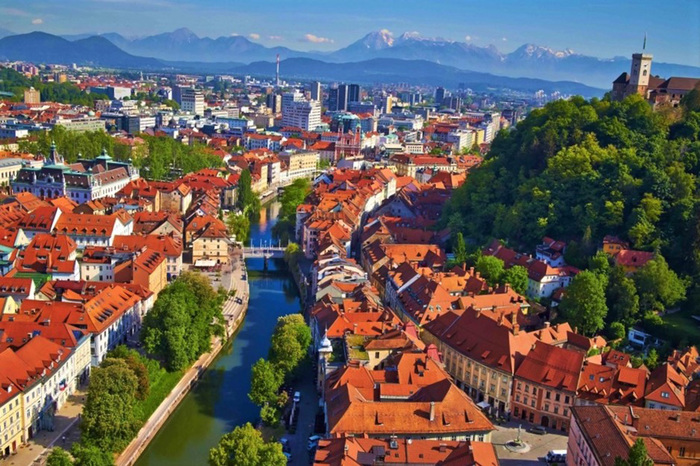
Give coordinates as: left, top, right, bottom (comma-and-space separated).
0, 67, 108, 106
443, 91, 700, 343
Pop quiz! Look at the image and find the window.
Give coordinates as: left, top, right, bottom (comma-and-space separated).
532, 387, 537, 395
661, 392, 670, 399
544, 403, 550, 412
546, 391, 551, 399
565, 396, 570, 404
525, 385, 529, 393
554, 406, 559, 414
375, 352, 379, 358
679, 447, 685, 457
555, 393, 560, 402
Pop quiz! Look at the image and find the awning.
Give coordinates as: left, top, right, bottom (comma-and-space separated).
194, 259, 217, 268
477, 401, 491, 410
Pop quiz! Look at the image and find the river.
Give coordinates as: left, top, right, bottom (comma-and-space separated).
135, 201, 301, 466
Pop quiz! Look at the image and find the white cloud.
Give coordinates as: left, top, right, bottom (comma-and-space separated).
248, 33, 260, 40
1, 8, 29, 17
31, 18, 43, 25
465, 35, 472, 42
230, 32, 240, 36
268, 35, 283, 40
502, 37, 507, 42
302, 33, 334, 44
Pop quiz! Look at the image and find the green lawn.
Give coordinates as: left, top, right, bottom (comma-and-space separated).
662, 310, 700, 345
134, 367, 184, 423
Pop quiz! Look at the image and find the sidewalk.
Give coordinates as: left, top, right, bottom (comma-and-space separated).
4, 389, 86, 466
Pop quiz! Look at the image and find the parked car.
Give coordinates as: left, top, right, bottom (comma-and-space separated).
280, 438, 290, 453
308, 435, 322, 450
293, 391, 301, 403
546, 450, 567, 463
283, 452, 292, 463
529, 425, 547, 435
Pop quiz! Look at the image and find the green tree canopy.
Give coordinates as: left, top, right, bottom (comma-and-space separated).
475, 255, 505, 286
560, 271, 608, 335
614, 438, 653, 466
208, 423, 286, 466
71, 443, 115, 466
80, 359, 140, 452
141, 272, 225, 371
268, 314, 311, 375
606, 266, 640, 327
47, 447, 73, 466
633, 255, 687, 313
248, 358, 282, 407
502, 265, 529, 295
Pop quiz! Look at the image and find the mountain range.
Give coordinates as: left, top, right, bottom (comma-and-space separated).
50, 28, 700, 88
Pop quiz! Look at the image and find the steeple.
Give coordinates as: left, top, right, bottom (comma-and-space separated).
48, 140, 63, 165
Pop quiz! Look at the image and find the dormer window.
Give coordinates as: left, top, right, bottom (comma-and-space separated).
661, 391, 670, 398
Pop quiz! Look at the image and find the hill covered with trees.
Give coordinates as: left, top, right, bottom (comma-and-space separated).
443, 91, 700, 341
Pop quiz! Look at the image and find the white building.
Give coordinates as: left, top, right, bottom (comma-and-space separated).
181, 88, 205, 116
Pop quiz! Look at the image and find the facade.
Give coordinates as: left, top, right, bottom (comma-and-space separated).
52, 117, 105, 133
12, 146, 140, 202
512, 341, 584, 432
23, 87, 40, 104
180, 88, 205, 115
279, 150, 319, 181
282, 99, 322, 131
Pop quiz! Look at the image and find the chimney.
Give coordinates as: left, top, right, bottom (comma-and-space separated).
429, 401, 435, 422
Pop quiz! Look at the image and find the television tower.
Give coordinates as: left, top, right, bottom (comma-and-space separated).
276, 54, 280, 87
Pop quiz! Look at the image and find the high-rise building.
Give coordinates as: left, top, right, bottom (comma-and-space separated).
282, 100, 322, 131
282, 90, 306, 115
23, 87, 40, 104
347, 84, 361, 104
383, 95, 393, 114
181, 88, 205, 116
435, 87, 446, 105
266, 93, 282, 113
328, 84, 349, 111
311, 81, 322, 101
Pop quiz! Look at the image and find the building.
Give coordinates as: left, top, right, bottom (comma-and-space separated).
311, 81, 322, 101
328, 84, 349, 111
23, 87, 40, 104
52, 117, 105, 133
313, 438, 499, 466
12, 145, 139, 202
347, 84, 361, 104
0, 158, 25, 187
612, 50, 700, 107
180, 88, 205, 115
282, 99, 322, 131
568, 405, 696, 466
435, 87, 447, 105
53, 211, 132, 249
279, 150, 319, 181
323, 352, 494, 441
512, 341, 584, 432
266, 93, 282, 113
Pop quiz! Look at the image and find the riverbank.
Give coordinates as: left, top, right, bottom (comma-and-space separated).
117, 256, 249, 466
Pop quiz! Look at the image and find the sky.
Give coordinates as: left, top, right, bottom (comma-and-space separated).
1, 0, 699, 67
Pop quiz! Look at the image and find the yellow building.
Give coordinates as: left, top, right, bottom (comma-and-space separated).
23, 87, 40, 104
0, 388, 23, 457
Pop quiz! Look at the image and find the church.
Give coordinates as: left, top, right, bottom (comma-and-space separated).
11, 142, 140, 202
612, 49, 699, 107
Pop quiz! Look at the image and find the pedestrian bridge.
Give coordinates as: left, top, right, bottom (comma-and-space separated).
242, 244, 286, 259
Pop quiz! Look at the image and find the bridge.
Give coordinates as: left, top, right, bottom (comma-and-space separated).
242, 240, 287, 259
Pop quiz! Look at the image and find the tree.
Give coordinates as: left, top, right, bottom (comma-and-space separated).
237, 169, 260, 216
475, 255, 505, 286
107, 346, 150, 401
80, 359, 140, 452
71, 443, 115, 466
634, 255, 687, 313
208, 423, 286, 466
589, 250, 611, 278
645, 348, 659, 370
606, 266, 640, 327
248, 359, 282, 406
608, 321, 627, 340
268, 314, 311, 375
227, 211, 251, 243
614, 438, 653, 466
141, 272, 224, 371
453, 232, 468, 265
47, 447, 73, 466
502, 265, 529, 295
560, 271, 608, 335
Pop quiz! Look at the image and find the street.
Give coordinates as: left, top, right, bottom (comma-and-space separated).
491, 421, 568, 466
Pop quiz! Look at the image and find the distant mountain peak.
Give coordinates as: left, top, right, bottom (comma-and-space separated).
513, 43, 576, 59
359, 30, 395, 49
170, 27, 199, 41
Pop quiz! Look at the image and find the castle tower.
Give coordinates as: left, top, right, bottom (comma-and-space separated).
628, 36, 653, 98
